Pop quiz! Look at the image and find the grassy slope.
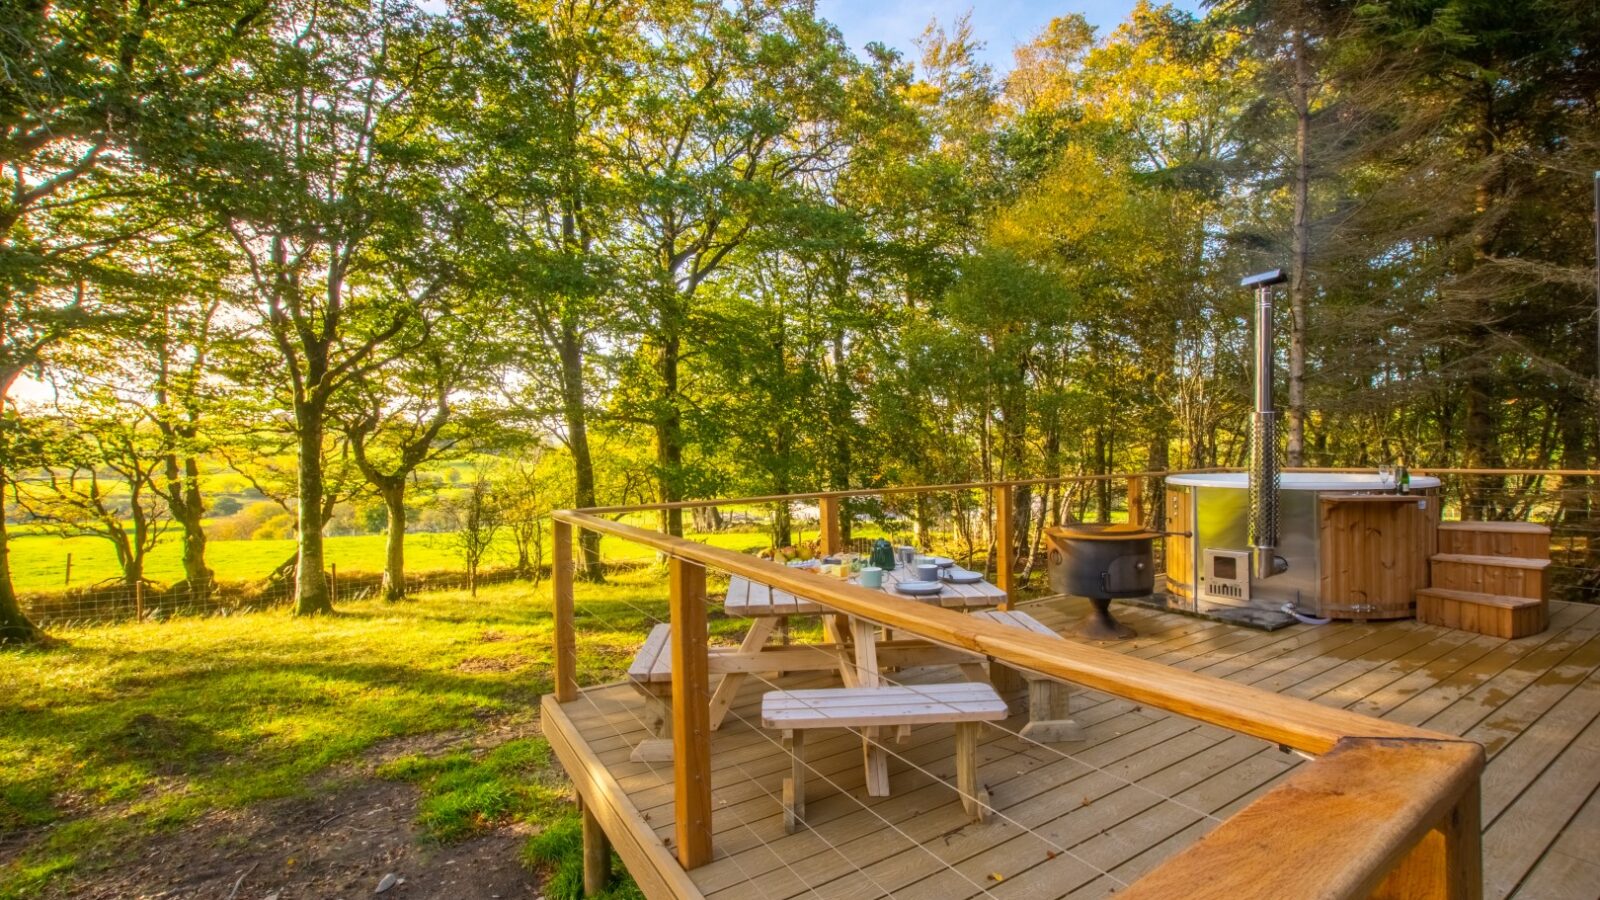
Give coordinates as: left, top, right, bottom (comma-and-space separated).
0, 571, 739, 898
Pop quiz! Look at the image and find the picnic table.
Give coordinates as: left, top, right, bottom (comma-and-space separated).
715, 565, 1011, 792
723, 565, 1007, 617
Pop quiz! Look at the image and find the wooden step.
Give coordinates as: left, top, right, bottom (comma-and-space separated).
1416, 587, 1548, 639
1429, 553, 1550, 601
1437, 520, 1550, 560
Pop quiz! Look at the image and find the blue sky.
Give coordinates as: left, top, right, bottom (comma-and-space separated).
815, 0, 1201, 73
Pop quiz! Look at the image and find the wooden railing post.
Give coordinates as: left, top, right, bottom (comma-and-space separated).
818, 495, 842, 557
1374, 780, 1483, 900
994, 485, 1015, 610
1126, 476, 1144, 527
553, 519, 578, 703
669, 556, 713, 869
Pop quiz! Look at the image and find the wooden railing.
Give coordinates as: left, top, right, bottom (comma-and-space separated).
548, 470, 1488, 899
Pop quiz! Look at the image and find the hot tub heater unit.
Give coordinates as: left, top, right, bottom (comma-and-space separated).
1242, 268, 1290, 583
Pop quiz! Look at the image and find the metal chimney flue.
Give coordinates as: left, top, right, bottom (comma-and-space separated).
1241, 269, 1289, 580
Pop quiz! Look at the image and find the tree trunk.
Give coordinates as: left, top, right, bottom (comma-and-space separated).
0, 515, 40, 644
828, 328, 853, 543
914, 493, 932, 551
1462, 374, 1502, 520
1094, 427, 1111, 523
770, 502, 792, 550
295, 405, 333, 615
1286, 28, 1312, 468
655, 332, 686, 538
559, 323, 604, 581
381, 480, 407, 602
166, 452, 212, 602
0, 378, 40, 643
1557, 395, 1595, 567
1147, 424, 1169, 528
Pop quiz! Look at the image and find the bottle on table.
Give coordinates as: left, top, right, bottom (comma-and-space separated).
1398, 466, 1411, 495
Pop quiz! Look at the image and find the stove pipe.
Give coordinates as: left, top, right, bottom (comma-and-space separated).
1242, 269, 1289, 580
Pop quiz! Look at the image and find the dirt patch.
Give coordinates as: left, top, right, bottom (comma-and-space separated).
361, 731, 474, 767
56, 780, 542, 900
456, 656, 533, 674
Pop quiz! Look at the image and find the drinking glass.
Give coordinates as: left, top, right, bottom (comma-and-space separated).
1378, 464, 1394, 489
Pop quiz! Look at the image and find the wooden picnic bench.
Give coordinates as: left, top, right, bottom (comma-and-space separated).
761, 682, 1009, 832
965, 609, 1085, 743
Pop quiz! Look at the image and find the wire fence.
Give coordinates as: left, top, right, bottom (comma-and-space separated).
16, 565, 538, 628
1422, 471, 1600, 603
18, 469, 1594, 630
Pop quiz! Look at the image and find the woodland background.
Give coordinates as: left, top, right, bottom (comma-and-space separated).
3, 0, 1600, 639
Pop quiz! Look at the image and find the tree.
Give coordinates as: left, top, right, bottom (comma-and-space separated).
450, 0, 625, 581
12, 403, 168, 588
0, 0, 264, 641
612, 0, 860, 537
498, 447, 561, 581
452, 467, 502, 596
340, 306, 492, 601
196, 0, 455, 614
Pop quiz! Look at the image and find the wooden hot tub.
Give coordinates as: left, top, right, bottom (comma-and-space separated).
1163, 472, 1441, 620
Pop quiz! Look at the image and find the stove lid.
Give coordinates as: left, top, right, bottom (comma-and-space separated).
1047, 523, 1161, 542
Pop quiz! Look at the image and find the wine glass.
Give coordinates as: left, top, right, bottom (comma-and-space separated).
1378, 464, 1394, 489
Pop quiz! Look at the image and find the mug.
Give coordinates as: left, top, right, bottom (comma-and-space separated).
859, 567, 884, 589
915, 563, 939, 582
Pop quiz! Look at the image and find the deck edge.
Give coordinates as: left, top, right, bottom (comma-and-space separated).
541, 693, 707, 900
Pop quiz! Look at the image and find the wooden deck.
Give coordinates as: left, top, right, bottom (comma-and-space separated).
544, 596, 1600, 899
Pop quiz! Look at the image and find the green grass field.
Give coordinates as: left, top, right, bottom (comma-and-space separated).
0, 571, 721, 898
5, 526, 789, 595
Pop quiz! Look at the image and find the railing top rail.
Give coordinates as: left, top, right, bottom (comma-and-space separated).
553, 508, 1455, 754
573, 466, 1600, 516
1116, 736, 1483, 900
572, 468, 1228, 515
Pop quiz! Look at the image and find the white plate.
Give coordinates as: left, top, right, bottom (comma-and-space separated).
893, 580, 943, 596
933, 557, 955, 568
942, 568, 983, 584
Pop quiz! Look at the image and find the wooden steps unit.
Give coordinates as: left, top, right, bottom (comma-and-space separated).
1421, 527, 1553, 639
1437, 520, 1551, 559
1416, 587, 1548, 639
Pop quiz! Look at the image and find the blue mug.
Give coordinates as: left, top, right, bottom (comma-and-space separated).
859, 567, 884, 589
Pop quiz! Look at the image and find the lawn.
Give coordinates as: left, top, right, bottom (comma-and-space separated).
5, 525, 787, 596
0, 570, 719, 899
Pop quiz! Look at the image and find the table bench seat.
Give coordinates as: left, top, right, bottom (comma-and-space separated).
762, 683, 1006, 831
967, 609, 1085, 743
627, 622, 674, 684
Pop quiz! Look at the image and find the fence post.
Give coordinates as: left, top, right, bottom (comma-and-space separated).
330, 563, 338, 605
1127, 476, 1144, 527
818, 496, 842, 557
134, 580, 144, 622
994, 485, 1015, 610
64, 553, 72, 588
669, 555, 713, 868
553, 519, 578, 703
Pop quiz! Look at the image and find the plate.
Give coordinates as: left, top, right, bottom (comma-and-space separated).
942, 568, 983, 584
893, 580, 944, 596
933, 557, 955, 568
